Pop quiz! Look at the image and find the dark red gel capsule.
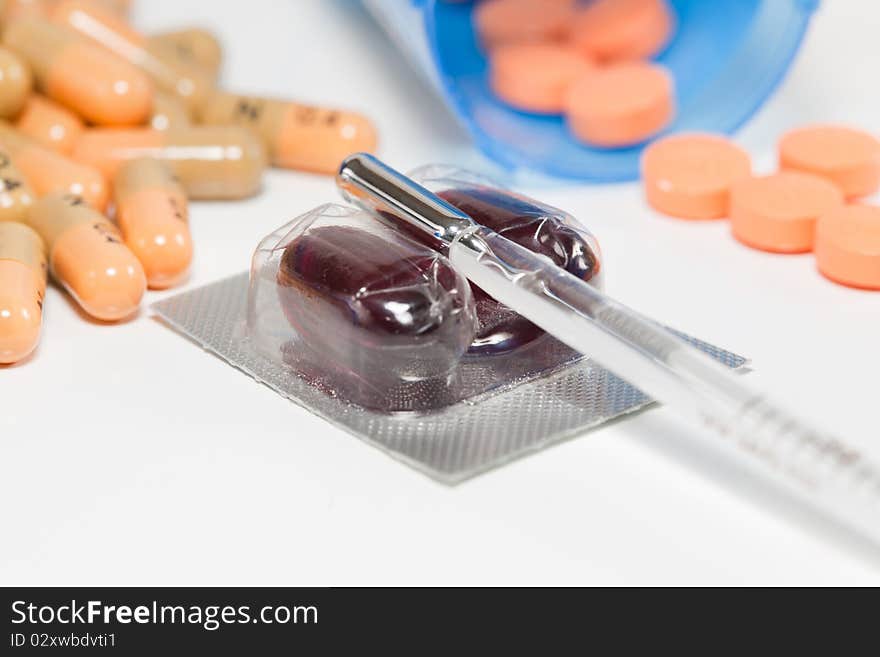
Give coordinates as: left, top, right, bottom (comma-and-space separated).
437, 187, 602, 355
276, 226, 475, 394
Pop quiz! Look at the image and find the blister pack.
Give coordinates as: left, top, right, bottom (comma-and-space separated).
153, 166, 746, 482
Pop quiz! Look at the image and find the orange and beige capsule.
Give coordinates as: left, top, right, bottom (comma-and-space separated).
0, 1, 131, 24
147, 28, 222, 82
26, 192, 145, 320
0, 120, 108, 209
2, 17, 153, 125
149, 91, 190, 131
72, 126, 266, 199
85, 0, 132, 16
114, 158, 192, 289
50, 0, 213, 112
0, 146, 34, 223
198, 92, 378, 175
15, 94, 84, 155
0, 0, 51, 24
0, 46, 32, 119
0, 221, 46, 364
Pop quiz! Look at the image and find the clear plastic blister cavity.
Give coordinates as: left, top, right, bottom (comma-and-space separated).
408, 164, 604, 355
248, 203, 476, 412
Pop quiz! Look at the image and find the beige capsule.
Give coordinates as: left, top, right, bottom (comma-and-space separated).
114, 156, 187, 219
0, 220, 46, 363
0, 46, 32, 118
0, 147, 34, 223
87, 0, 131, 16
51, 0, 213, 112
150, 91, 191, 131
198, 91, 378, 175
72, 126, 267, 199
26, 192, 145, 320
147, 28, 222, 81
113, 158, 192, 289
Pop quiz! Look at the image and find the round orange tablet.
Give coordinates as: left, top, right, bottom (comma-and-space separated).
642, 133, 752, 219
565, 62, 674, 148
570, 0, 674, 62
490, 43, 593, 114
815, 204, 880, 290
474, 0, 576, 50
779, 125, 880, 198
641, 133, 751, 219
730, 172, 843, 253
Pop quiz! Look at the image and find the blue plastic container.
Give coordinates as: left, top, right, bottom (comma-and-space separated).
389, 0, 818, 181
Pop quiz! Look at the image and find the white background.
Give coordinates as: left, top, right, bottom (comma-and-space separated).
2, 0, 879, 585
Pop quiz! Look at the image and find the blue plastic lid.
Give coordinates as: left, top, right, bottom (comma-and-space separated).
421, 0, 818, 181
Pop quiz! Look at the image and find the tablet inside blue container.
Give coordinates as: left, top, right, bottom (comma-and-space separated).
422, 0, 818, 181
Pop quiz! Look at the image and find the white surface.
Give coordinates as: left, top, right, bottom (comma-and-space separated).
2, 0, 880, 585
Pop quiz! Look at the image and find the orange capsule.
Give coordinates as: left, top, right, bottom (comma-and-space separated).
147, 28, 222, 81
51, 0, 213, 112
72, 126, 266, 199
150, 91, 190, 131
0, 221, 46, 364
3, 17, 153, 125
0, 46, 32, 119
0, 146, 35, 223
0, 120, 107, 209
26, 192, 145, 320
14, 94, 84, 154
114, 158, 192, 289
197, 92, 377, 175
0, 0, 51, 23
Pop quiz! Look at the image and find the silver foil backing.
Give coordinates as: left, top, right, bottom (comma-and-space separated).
152, 273, 747, 483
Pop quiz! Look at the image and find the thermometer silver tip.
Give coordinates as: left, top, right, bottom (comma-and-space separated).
337, 153, 476, 249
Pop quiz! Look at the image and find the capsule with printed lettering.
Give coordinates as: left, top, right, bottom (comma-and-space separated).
147, 28, 222, 82
0, 121, 108, 209
114, 158, 192, 289
0, 147, 34, 223
198, 91, 378, 175
72, 126, 266, 199
3, 17, 153, 125
15, 94, 84, 154
50, 0, 213, 112
26, 193, 145, 320
0, 46, 32, 118
0, 221, 46, 363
